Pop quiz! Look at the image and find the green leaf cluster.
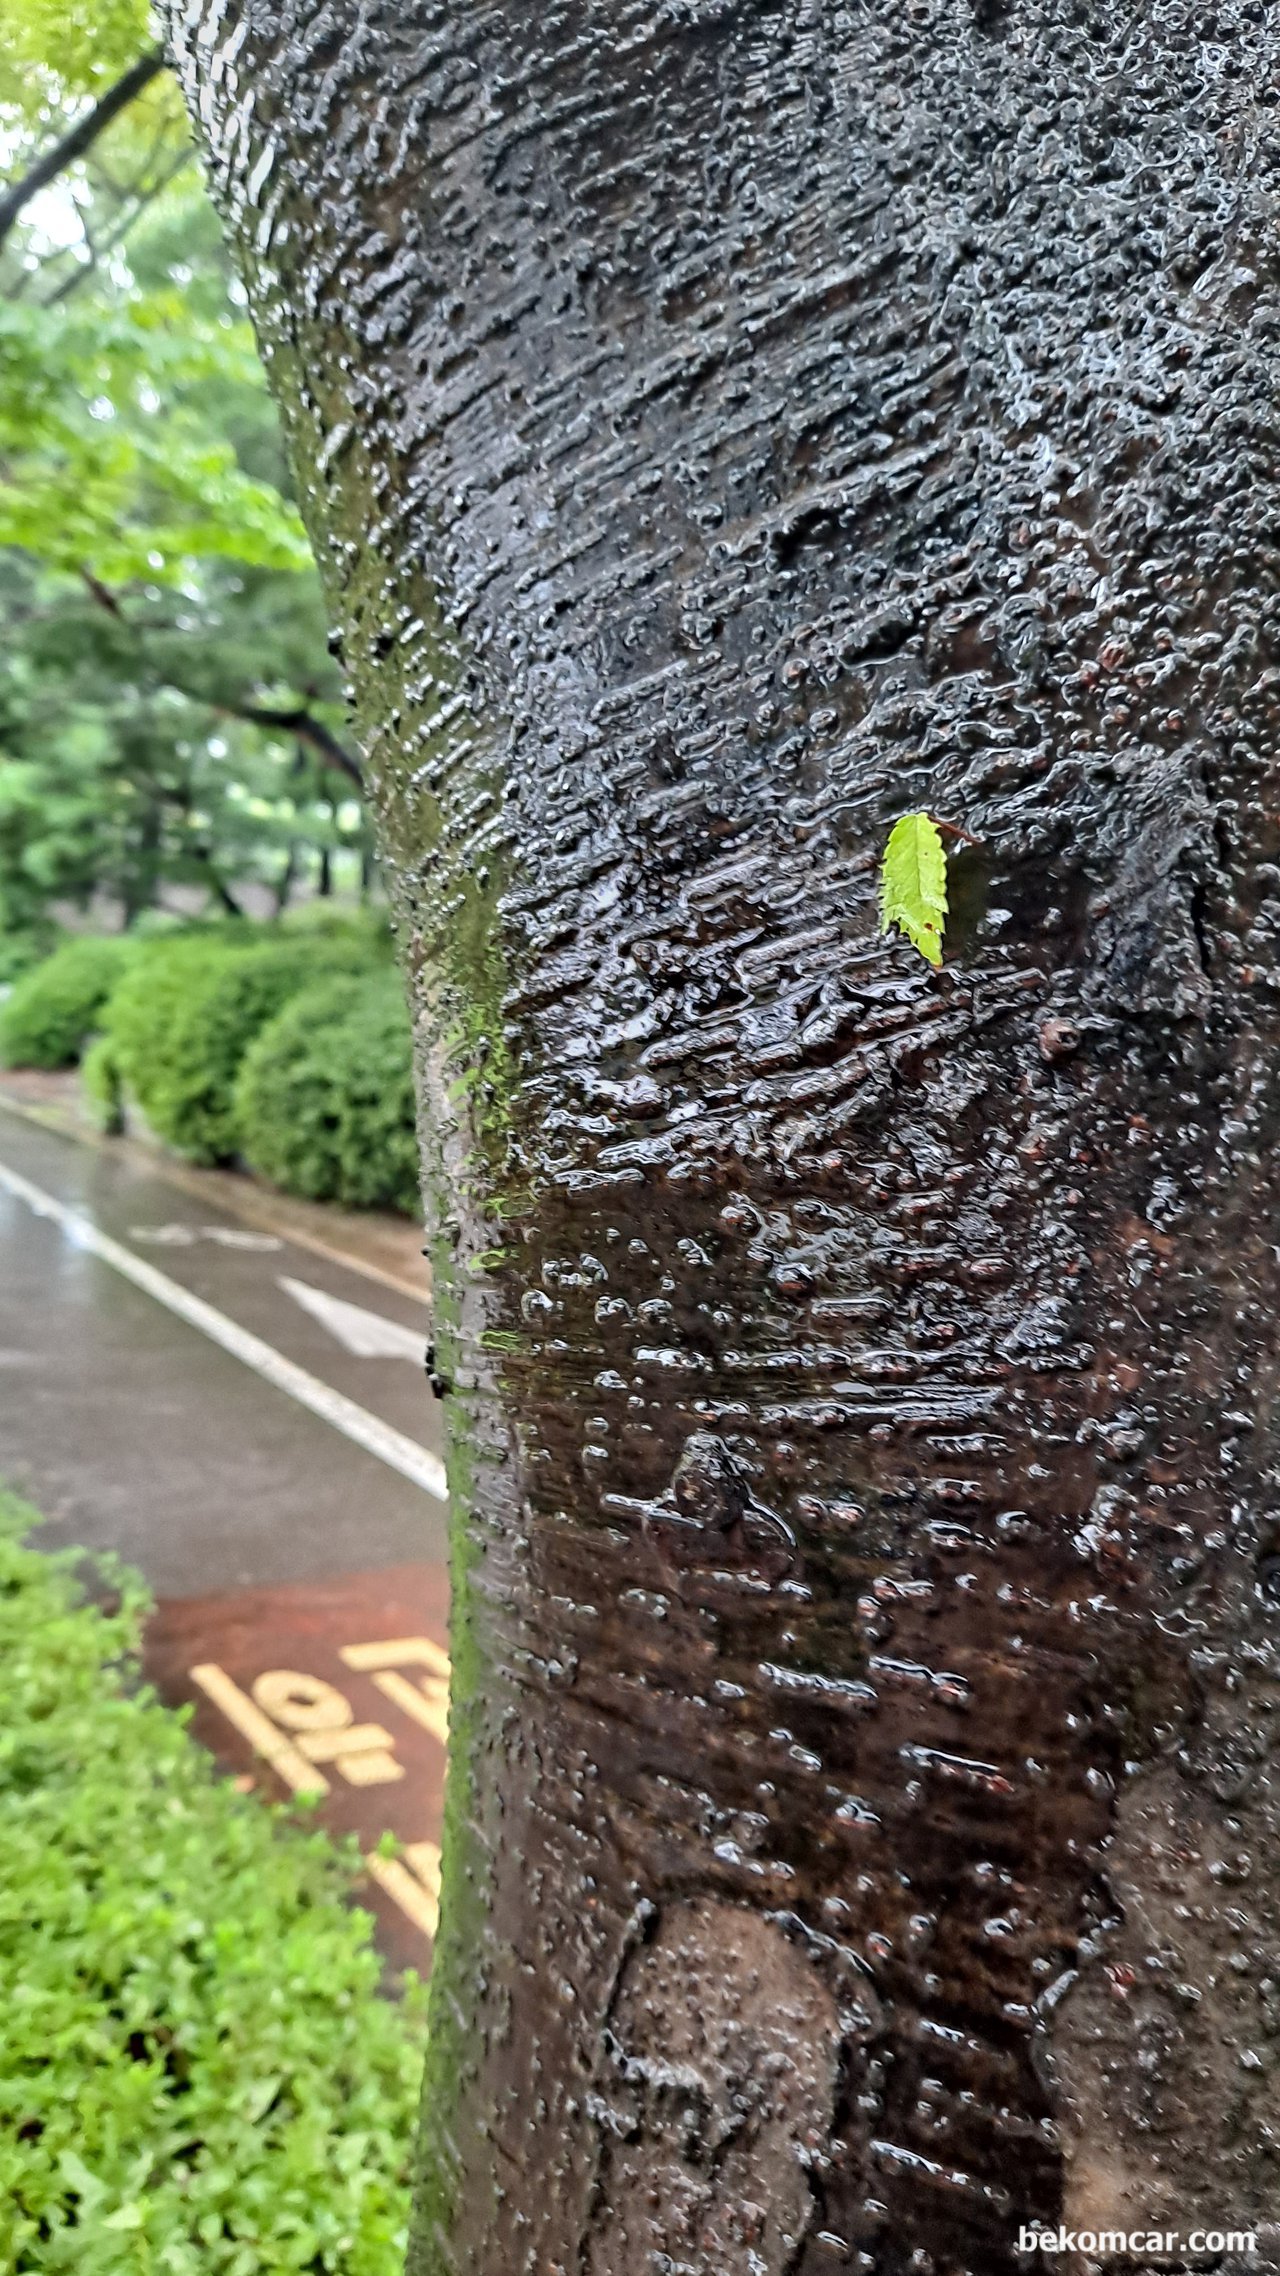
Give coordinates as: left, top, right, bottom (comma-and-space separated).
236, 971, 422, 1215
0, 292, 311, 584
0, 930, 131, 1066
81, 1028, 125, 1130
0, 923, 54, 984
0, 1491, 427, 2273
879, 811, 949, 967
0, 0, 155, 112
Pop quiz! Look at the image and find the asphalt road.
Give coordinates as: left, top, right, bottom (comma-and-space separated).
0, 1102, 452, 1966
0, 1101, 447, 1592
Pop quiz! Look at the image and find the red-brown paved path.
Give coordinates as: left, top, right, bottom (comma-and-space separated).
145, 1562, 451, 1970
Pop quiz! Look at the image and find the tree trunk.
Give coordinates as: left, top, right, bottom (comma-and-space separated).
122, 795, 161, 925
168, 4, 1280, 2269
273, 834, 300, 916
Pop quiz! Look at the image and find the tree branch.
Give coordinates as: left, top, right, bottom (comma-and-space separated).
0, 50, 167, 252
72, 574, 363, 789
79, 568, 124, 618
216, 700, 364, 788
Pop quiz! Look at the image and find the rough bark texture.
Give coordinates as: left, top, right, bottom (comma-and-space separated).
168, 3, 1280, 2270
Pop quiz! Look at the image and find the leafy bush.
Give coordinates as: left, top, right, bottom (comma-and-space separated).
0, 1492, 427, 2273
106, 933, 371, 1163
0, 925, 58, 988
80, 1032, 125, 1134
0, 935, 131, 1069
100, 931, 245, 1143
279, 903, 394, 959
236, 971, 420, 1214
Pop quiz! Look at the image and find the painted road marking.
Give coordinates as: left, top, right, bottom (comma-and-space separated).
366, 1841, 443, 1940
0, 1086, 427, 1303
193, 1661, 410, 1791
144, 1569, 451, 1965
190, 1662, 328, 1796
341, 1635, 451, 1746
0, 1155, 448, 1501
250, 1667, 404, 1784
192, 1638, 450, 1947
280, 1274, 426, 1362
130, 1222, 284, 1252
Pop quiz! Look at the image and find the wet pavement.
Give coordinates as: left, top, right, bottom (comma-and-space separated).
0, 1100, 451, 1967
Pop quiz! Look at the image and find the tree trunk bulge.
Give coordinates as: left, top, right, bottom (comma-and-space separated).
167, 2, 1280, 2269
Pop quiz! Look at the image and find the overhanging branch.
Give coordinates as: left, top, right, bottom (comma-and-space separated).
72, 572, 363, 789
217, 701, 364, 788
0, 50, 167, 252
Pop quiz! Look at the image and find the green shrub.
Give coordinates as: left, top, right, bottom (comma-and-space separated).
0, 925, 58, 988
236, 971, 420, 1214
101, 932, 246, 1143
279, 903, 394, 959
0, 936, 132, 1069
106, 934, 371, 1164
0, 1492, 427, 2273
81, 1033, 125, 1134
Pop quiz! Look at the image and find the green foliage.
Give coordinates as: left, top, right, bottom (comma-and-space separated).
0, 1492, 427, 2272
0, 292, 311, 587
0, 55, 372, 932
236, 972, 420, 1215
879, 811, 948, 968
0, 546, 366, 933
278, 901, 394, 956
99, 928, 242, 1131
0, 932, 130, 1066
0, 923, 56, 985
0, 0, 156, 111
80, 1030, 124, 1131
106, 931, 376, 1162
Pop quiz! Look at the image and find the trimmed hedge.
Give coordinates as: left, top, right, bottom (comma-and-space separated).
99, 932, 243, 1148
0, 936, 132, 1070
106, 935, 373, 1164
0, 918, 419, 1215
0, 927, 57, 989
236, 972, 420, 1214
80, 1033, 125, 1135
0, 1492, 427, 2273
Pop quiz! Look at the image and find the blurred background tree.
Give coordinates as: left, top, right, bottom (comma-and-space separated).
0, 3, 370, 943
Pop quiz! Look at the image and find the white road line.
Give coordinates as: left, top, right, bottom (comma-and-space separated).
0, 1089, 428, 1303
279, 1274, 426, 1361
0, 1155, 449, 1503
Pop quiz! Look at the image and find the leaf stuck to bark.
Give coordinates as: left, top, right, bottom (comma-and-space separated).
879, 811, 949, 967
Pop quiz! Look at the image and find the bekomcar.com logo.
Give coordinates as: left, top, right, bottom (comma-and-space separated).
1018, 2228, 1257, 2259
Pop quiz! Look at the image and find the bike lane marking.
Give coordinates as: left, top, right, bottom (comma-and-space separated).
0, 1155, 447, 1502
146, 1562, 451, 1966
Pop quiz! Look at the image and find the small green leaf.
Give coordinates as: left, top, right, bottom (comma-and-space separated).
879, 812, 948, 968
102, 2200, 146, 2230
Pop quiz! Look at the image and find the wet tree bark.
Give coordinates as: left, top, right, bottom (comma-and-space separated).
168, 4, 1280, 2270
